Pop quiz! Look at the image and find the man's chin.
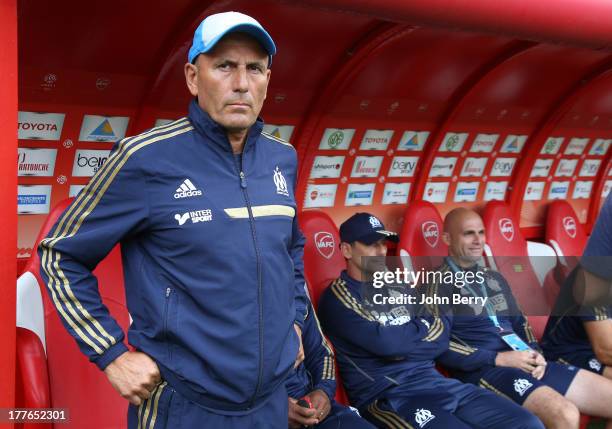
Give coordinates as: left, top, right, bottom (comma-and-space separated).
221, 118, 256, 133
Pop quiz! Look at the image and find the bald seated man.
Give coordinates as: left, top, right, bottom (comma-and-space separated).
434, 208, 612, 429
317, 212, 543, 429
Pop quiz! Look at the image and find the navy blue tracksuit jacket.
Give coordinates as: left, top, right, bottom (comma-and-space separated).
38, 100, 308, 414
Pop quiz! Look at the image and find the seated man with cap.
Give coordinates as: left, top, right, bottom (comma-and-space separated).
435, 208, 612, 429
318, 212, 543, 429
286, 298, 376, 429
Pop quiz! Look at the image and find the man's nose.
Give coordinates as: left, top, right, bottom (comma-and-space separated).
232, 67, 249, 92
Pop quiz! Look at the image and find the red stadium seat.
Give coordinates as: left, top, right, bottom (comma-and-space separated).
398, 201, 448, 271
482, 202, 554, 338
299, 210, 350, 405
545, 200, 588, 271
299, 210, 345, 308
16, 198, 130, 429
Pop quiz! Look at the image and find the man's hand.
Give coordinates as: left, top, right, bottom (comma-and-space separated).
288, 397, 319, 428
531, 353, 547, 380
495, 350, 543, 374
294, 323, 304, 369
104, 351, 161, 406
309, 389, 331, 422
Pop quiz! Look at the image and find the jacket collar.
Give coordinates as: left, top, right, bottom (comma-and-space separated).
340, 270, 365, 299
187, 98, 264, 153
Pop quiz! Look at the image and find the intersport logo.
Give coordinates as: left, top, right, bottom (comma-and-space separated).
314, 232, 335, 259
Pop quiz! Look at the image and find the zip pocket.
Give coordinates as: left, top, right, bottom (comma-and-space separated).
163, 287, 173, 360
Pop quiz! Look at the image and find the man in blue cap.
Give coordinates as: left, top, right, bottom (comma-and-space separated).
39, 11, 307, 428
318, 212, 544, 429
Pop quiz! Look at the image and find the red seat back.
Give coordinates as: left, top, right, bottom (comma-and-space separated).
545, 200, 587, 268
17, 198, 129, 428
299, 210, 345, 308
398, 201, 448, 271
482, 201, 549, 318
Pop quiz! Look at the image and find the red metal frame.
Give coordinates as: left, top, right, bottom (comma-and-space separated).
413, 41, 536, 201
1, 0, 17, 418
295, 0, 612, 49
294, 23, 414, 211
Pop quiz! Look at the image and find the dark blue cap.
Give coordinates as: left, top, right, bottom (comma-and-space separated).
339, 212, 399, 245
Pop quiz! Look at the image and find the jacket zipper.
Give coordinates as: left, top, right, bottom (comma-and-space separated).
163, 287, 172, 359
233, 155, 264, 409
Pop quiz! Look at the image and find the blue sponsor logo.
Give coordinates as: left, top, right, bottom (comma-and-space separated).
399, 135, 420, 150
18, 194, 47, 205
458, 188, 477, 196
551, 186, 567, 194
349, 191, 372, 199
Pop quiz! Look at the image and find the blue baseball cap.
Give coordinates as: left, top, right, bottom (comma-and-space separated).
339, 213, 399, 245
188, 11, 276, 66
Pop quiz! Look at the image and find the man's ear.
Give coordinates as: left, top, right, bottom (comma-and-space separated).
442, 232, 451, 246
184, 62, 198, 97
340, 242, 352, 260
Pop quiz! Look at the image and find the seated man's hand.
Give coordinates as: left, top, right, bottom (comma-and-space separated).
531, 352, 547, 380
288, 397, 319, 428
104, 351, 161, 406
309, 389, 331, 422
495, 350, 540, 374
294, 323, 305, 369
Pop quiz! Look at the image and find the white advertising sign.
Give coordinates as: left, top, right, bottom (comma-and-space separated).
397, 131, 429, 151
351, 156, 383, 178
540, 137, 563, 155
310, 156, 345, 179
470, 134, 499, 153
530, 159, 553, 178
555, 159, 578, 177
524, 181, 545, 201
69, 185, 87, 198
154, 119, 174, 127
439, 132, 468, 152
564, 138, 589, 155
579, 159, 601, 177
303, 184, 337, 208
359, 129, 394, 151
319, 128, 355, 150
18, 111, 65, 140
79, 115, 129, 142
263, 124, 295, 142
572, 181, 593, 199
460, 157, 488, 177
17, 148, 57, 177
548, 181, 570, 200
18, 185, 52, 214
388, 156, 418, 178
382, 183, 410, 205
484, 181, 508, 201
423, 182, 450, 203
603, 180, 612, 198
500, 135, 527, 153
454, 182, 480, 202
589, 139, 612, 156
345, 183, 376, 206
72, 149, 111, 177
490, 158, 516, 177
429, 157, 457, 178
